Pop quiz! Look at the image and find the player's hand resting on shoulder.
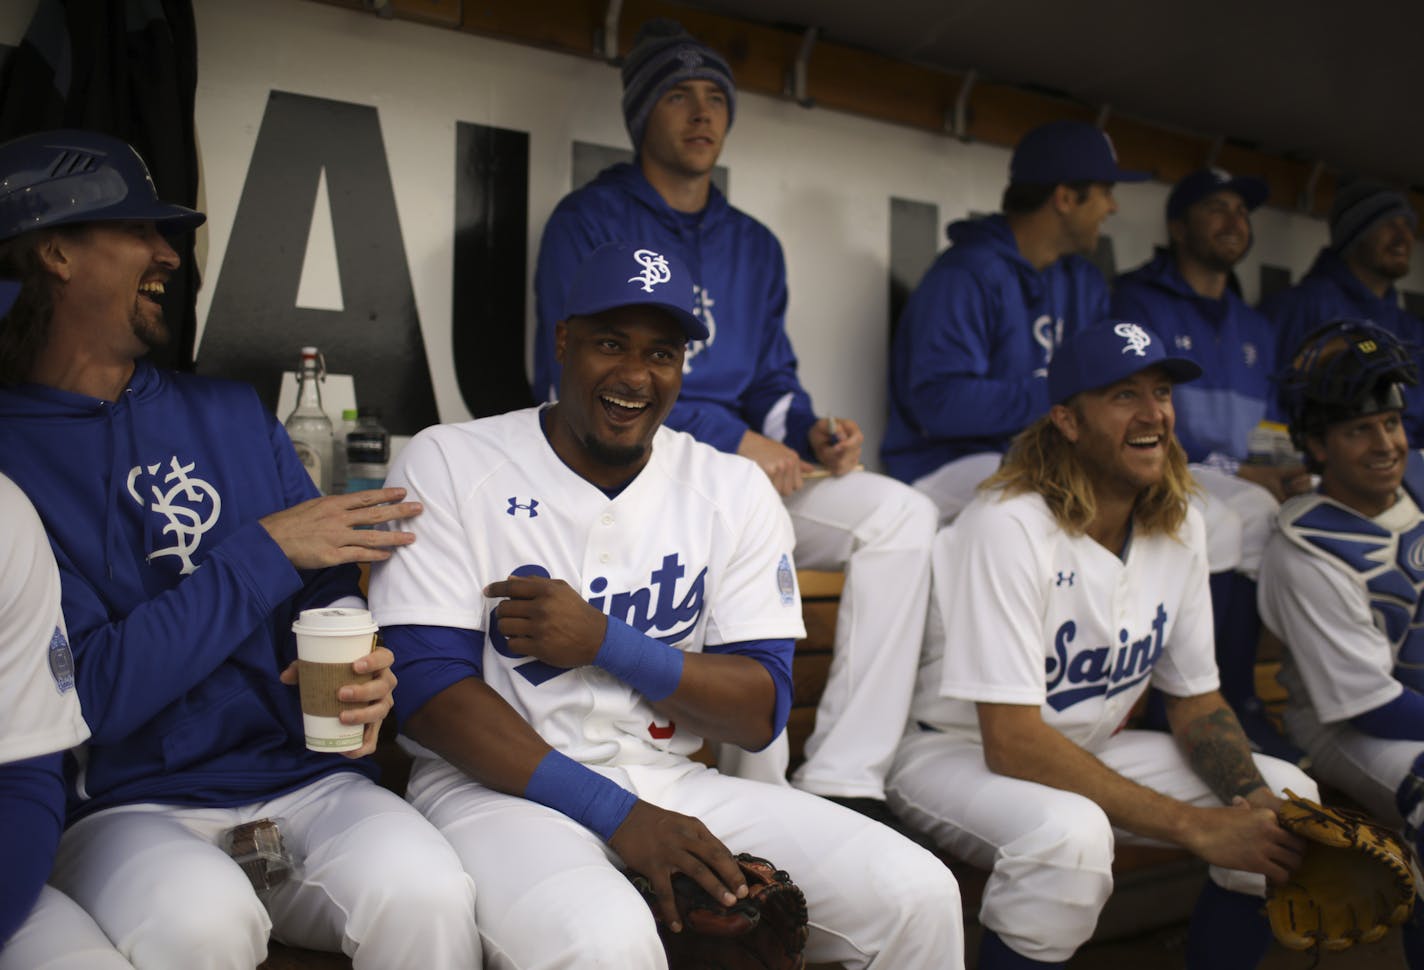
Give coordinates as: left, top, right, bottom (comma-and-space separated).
485, 575, 607, 668
809, 416, 864, 476
279, 644, 396, 758
608, 800, 748, 933
261, 487, 422, 568
1237, 462, 1312, 503
1181, 796, 1305, 884
738, 430, 812, 496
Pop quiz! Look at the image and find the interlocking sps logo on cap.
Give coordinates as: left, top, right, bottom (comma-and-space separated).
628, 249, 674, 293
1114, 322, 1153, 357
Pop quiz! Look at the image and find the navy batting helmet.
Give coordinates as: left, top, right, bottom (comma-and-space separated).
0, 129, 204, 243
1279, 319, 1418, 453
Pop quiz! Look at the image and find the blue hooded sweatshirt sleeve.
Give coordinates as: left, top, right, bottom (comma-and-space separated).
1260, 247, 1424, 442
882, 215, 1108, 483
533, 163, 818, 459
1112, 251, 1278, 467
0, 363, 370, 818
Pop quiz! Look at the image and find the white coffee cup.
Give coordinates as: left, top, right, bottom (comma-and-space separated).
291, 607, 379, 752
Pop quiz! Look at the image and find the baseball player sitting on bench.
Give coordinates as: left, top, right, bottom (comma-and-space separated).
883, 120, 1144, 523
1112, 168, 1310, 764
886, 320, 1316, 969
532, 20, 937, 817
0, 130, 478, 970
1258, 320, 1424, 966
369, 241, 963, 970
0, 277, 128, 970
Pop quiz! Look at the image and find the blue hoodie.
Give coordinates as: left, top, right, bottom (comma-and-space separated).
0, 361, 370, 819
882, 215, 1108, 483
1260, 248, 1424, 441
1112, 251, 1278, 468
534, 163, 818, 459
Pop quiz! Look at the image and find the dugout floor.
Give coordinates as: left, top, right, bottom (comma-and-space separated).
1060, 921, 1404, 968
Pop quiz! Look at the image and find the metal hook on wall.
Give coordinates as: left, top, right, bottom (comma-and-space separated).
786, 26, 819, 108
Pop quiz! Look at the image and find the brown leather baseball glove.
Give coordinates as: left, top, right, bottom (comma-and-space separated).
628, 852, 809, 970
1266, 789, 1418, 952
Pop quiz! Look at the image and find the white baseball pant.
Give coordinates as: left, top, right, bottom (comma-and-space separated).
887, 728, 1316, 963
408, 754, 964, 970
49, 771, 479, 970
0, 886, 133, 970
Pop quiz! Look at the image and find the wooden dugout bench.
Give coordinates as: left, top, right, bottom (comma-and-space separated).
263, 569, 1238, 969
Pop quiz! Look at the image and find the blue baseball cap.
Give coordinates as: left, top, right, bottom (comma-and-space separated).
0, 129, 204, 243
1048, 321, 1202, 405
563, 242, 708, 340
1009, 121, 1151, 186
1166, 168, 1268, 221
0, 280, 17, 318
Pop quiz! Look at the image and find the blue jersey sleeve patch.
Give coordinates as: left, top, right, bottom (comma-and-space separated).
776, 554, 795, 606
48, 626, 76, 694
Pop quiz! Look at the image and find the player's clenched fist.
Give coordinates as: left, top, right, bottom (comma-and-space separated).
608, 801, 748, 933
485, 575, 607, 668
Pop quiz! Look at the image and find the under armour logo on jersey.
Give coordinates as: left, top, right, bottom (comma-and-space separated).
127, 456, 221, 575
628, 249, 672, 293
507, 497, 539, 518
1175, 334, 1193, 351
1243, 342, 1258, 367
1056, 571, 1075, 587
1114, 322, 1152, 357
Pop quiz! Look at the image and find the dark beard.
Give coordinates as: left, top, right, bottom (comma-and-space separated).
131, 304, 170, 350
582, 432, 647, 468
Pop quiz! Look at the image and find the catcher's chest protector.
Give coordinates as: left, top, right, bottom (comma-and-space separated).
1280, 453, 1424, 692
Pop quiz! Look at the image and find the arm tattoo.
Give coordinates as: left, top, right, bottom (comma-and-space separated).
1177, 707, 1269, 803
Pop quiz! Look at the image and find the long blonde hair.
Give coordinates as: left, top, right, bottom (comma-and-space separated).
980, 410, 1196, 538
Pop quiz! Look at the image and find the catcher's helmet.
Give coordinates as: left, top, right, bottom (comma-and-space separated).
1279, 319, 1418, 453
0, 129, 204, 243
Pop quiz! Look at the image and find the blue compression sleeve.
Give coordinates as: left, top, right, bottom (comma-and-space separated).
706, 638, 795, 746
381, 624, 485, 730
0, 753, 66, 947
1351, 688, 1424, 741
524, 749, 637, 840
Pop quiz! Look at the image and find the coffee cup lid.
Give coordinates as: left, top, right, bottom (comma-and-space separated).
292, 607, 377, 635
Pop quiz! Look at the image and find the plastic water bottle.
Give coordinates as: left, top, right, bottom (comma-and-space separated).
332, 408, 359, 493
284, 347, 334, 494
345, 408, 390, 493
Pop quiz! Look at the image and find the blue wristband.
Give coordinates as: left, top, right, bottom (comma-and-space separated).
524, 750, 637, 841
593, 617, 685, 701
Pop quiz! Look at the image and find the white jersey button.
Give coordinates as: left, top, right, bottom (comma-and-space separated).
601, 512, 614, 525
600, 553, 611, 563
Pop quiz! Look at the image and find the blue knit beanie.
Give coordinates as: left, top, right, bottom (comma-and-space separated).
1329, 180, 1418, 253
621, 19, 736, 151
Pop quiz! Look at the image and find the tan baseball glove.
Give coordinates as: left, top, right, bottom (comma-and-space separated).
1266, 789, 1418, 951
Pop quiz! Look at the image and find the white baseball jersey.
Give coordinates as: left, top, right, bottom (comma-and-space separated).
0, 473, 88, 764
1259, 489, 1424, 725
912, 488, 1219, 750
370, 407, 806, 766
